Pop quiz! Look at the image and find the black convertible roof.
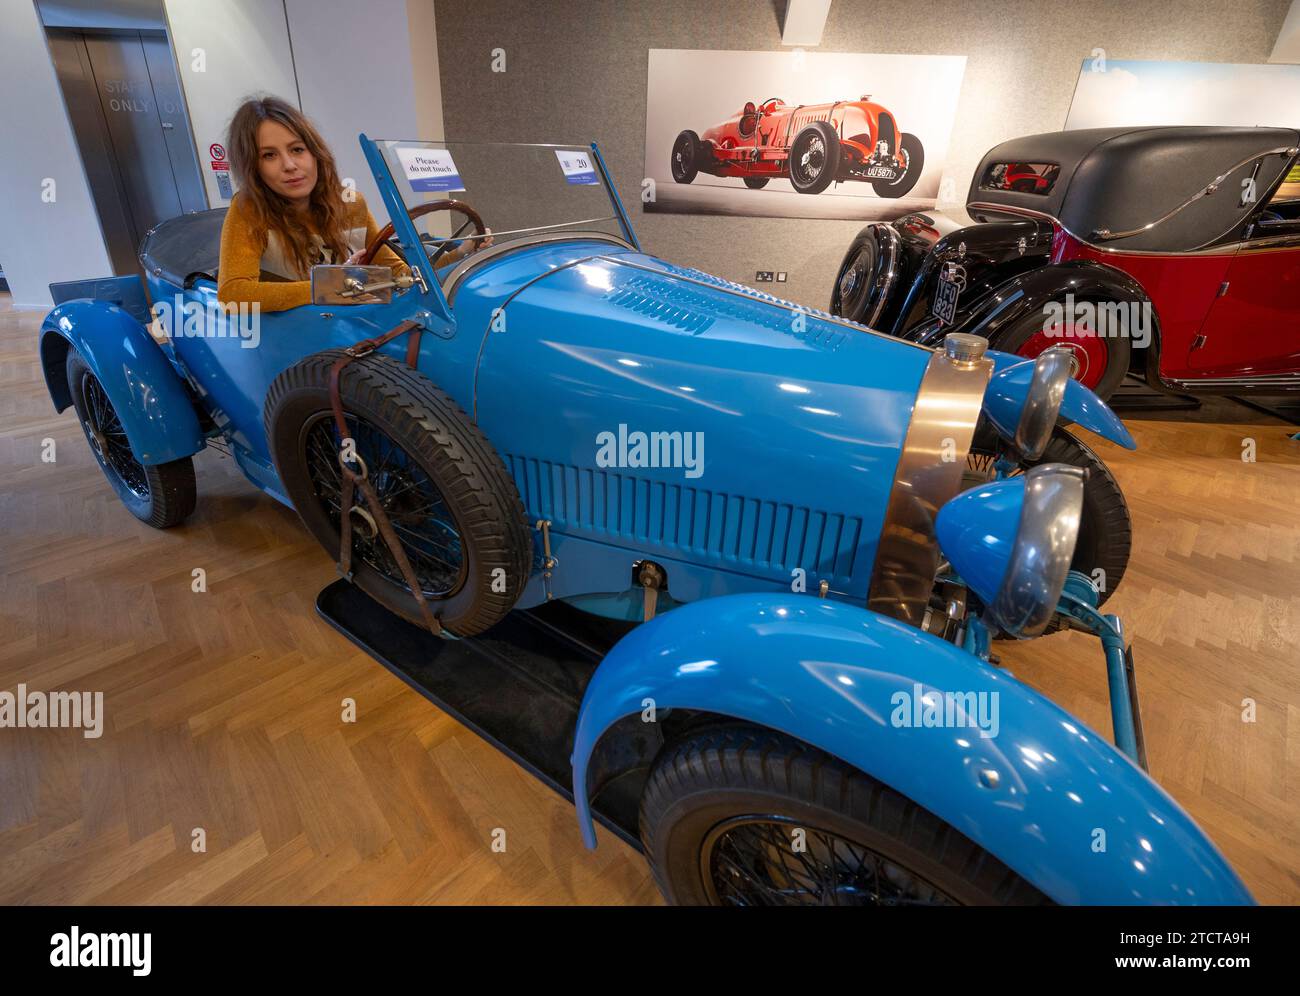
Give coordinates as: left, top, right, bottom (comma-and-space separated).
967, 126, 1300, 252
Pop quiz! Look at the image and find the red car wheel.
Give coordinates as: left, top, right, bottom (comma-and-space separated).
1013, 324, 1111, 393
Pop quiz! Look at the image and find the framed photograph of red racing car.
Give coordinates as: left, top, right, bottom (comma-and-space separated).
644, 49, 965, 220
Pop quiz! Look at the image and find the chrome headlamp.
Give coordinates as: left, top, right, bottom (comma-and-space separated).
983, 347, 1074, 460
935, 463, 1085, 638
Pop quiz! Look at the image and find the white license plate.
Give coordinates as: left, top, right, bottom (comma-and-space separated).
933, 273, 960, 325
865, 166, 897, 179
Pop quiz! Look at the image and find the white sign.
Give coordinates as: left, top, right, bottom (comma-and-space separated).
555, 149, 599, 184
395, 146, 465, 193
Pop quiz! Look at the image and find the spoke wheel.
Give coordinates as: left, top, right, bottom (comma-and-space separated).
65, 347, 196, 528
640, 725, 1050, 906
794, 136, 825, 186
82, 371, 150, 499
300, 412, 467, 599
265, 349, 531, 636
788, 121, 840, 194
703, 815, 957, 907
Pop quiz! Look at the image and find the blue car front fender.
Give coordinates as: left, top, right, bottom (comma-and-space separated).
41, 300, 205, 465
571, 593, 1252, 905
987, 348, 1136, 450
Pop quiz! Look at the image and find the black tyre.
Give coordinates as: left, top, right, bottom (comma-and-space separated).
66, 349, 196, 528
830, 232, 878, 323
742, 176, 769, 190
789, 120, 840, 194
997, 304, 1131, 402
264, 350, 530, 636
964, 425, 1131, 607
670, 129, 700, 184
640, 725, 1050, 906
872, 132, 924, 198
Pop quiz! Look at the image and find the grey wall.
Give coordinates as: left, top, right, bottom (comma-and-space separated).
434, 0, 1291, 309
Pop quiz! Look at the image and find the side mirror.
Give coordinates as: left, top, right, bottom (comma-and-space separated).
310, 264, 407, 305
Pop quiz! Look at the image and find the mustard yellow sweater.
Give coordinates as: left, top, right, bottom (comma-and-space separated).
217, 190, 410, 312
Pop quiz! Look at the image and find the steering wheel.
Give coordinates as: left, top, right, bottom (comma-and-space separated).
360, 199, 487, 268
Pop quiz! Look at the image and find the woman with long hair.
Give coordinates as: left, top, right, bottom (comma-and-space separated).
217, 95, 480, 312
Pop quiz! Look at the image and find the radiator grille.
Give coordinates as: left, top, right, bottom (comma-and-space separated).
508, 455, 863, 578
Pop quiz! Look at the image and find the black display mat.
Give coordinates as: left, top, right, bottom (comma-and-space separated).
315, 580, 646, 851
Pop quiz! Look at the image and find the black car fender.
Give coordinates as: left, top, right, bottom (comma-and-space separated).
909, 260, 1160, 355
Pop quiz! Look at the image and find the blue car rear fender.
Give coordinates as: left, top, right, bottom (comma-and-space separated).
41, 299, 205, 465
571, 593, 1252, 905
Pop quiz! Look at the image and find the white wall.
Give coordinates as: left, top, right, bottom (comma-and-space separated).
165, 0, 443, 224
406, 0, 444, 142
0, 0, 113, 308
286, 0, 444, 222
162, 0, 299, 208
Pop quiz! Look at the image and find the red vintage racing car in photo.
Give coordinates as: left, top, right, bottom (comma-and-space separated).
671, 95, 925, 196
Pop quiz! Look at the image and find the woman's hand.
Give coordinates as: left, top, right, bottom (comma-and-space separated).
342, 248, 367, 266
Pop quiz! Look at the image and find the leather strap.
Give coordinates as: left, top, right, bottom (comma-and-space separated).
328, 319, 442, 637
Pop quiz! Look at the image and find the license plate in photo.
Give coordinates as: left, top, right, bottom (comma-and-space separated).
933, 276, 960, 324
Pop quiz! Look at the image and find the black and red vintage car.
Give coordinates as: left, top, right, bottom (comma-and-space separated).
830, 126, 1300, 399
671, 96, 924, 196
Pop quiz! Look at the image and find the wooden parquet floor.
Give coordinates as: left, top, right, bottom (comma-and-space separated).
2, 292, 1298, 905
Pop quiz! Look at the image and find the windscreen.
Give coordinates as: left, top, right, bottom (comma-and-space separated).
370, 139, 632, 281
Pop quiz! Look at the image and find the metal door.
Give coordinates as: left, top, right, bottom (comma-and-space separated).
46, 28, 206, 275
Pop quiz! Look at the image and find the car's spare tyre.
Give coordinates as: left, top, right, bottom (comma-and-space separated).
264, 350, 531, 636
830, 231, 880, 324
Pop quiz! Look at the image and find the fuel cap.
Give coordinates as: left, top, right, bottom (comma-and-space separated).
944, 332, 988, 362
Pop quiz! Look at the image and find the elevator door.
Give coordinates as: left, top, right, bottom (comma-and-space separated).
47, 28, 207, 275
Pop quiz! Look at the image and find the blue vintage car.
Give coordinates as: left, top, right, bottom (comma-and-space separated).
38, 136, 1251, 906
